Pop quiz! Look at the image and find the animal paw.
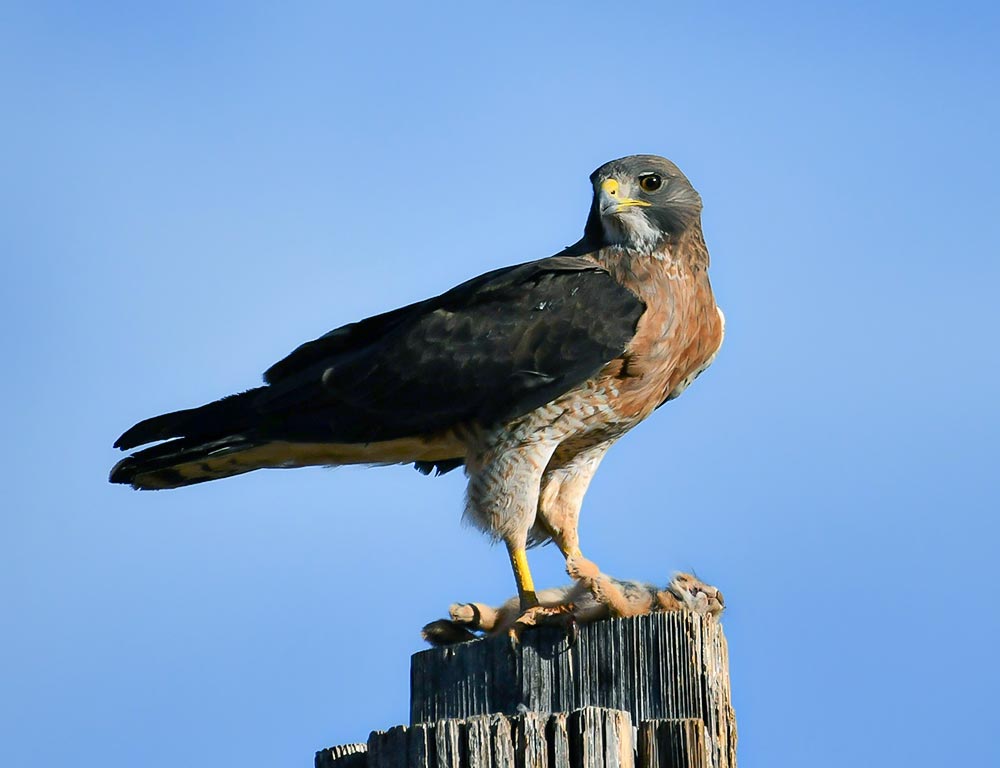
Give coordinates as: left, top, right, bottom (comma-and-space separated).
421, 601, 496, 646
449, 602, 480, 626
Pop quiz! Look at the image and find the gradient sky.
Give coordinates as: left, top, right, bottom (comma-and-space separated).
3, 2, 999, 766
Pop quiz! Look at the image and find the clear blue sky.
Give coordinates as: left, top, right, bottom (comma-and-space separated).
3, 2, 998, 766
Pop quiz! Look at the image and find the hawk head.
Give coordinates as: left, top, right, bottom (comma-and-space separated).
583, 155, 702, 253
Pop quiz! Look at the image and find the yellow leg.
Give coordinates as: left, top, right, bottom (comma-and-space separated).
506, 544, 578, 644
507, 545, 539, 610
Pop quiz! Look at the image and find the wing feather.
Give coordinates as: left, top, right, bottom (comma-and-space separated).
256, 255, 644, 443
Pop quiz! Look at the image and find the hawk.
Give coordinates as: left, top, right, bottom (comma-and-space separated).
111, 154, 725, 627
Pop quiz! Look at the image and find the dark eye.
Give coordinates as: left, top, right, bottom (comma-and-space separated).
639, 174, 662, 192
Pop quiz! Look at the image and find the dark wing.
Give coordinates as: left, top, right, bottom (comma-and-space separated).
257, 255, 644, 443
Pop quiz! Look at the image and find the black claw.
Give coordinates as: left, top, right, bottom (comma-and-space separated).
508, 628, 522, 652
565, 617, 579, 649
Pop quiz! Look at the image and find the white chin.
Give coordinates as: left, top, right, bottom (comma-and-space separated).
601, 211, 661, 251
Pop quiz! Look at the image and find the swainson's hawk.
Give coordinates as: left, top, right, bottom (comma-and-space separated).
111, 154, 725, 627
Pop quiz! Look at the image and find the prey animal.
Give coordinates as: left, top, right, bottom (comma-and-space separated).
422, 571, 725, 646
110, 154, 725, 632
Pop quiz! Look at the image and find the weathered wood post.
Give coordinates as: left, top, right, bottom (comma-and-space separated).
317, 612, 736, 767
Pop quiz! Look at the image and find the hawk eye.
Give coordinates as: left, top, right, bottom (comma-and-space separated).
639, 174, 662, 192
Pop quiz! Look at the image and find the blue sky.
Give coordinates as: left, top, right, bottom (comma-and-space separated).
3, 2, 998, 766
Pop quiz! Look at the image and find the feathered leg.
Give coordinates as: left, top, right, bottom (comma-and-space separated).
466, 436, 589, 639
536, 440, 615, 586
465, 438, 558, 610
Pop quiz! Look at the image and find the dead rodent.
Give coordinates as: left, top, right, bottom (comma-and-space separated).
422, 571, 724, 646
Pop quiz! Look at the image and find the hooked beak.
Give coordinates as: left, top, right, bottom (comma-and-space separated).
598, 178, 652, 216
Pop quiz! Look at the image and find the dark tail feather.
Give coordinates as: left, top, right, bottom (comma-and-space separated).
113, 388, 265, 450
111, 387, 275, 490
109, 435, 265, 489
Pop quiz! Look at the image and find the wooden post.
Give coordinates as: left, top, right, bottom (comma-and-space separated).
315, 742, 366, 768
638, 719, 710, 768
316, 612, 736, 767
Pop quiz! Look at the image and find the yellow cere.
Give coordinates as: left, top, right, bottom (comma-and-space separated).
601, 177, 651, 209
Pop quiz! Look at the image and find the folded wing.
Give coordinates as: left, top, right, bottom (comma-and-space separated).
111, 255, 644, 487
